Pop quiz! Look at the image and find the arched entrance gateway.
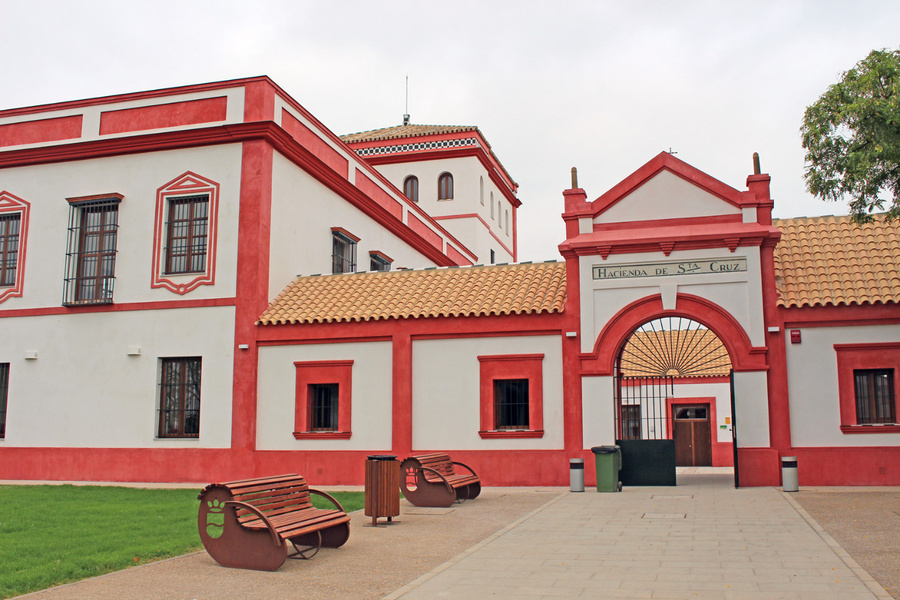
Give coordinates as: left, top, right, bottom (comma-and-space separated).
561, 152, 786, 488
615, 316, 735, 485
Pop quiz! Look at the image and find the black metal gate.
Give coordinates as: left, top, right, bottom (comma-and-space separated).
614, 372, 677, 486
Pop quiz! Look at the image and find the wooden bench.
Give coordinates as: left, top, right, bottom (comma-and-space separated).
198, 473, 350, 571
399, 453, 481, 507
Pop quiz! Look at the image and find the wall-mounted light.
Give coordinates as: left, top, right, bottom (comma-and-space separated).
127, 346, 142, 356
565, 331, 578, 338
238, 344, 250, 350
24, 351, 38, 360
767, 326, 780, 333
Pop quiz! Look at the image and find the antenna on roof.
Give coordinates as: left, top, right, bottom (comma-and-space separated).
403, 75, 410, 125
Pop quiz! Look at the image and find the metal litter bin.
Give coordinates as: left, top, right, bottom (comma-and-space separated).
365, 455, 400, 525
569, 458, 585, 492
591, 446, 623, 492
782, 456, 798, 492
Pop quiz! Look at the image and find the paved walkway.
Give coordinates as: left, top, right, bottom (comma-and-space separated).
386, 473, 891, 600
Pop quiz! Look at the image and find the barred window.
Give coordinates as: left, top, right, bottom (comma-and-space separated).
438, 172, 453, 200
0, 363, 8, 439
158, 357, 201, 438
0, 214, 21, 287
403, 176, 419, 203
854, 369, 896, 424
494, 379, 529, 430
370, 253, 391, 272
308, 383, 339, 431
332, 230, 357, 274
63, 197, 120, 305
165, 194, 208, 274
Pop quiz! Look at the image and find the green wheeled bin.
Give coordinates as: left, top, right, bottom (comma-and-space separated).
591, 446, 623, 492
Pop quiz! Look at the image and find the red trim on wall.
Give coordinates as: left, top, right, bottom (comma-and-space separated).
432, 212, 515, 258
392, 333, 413, 458
151, 171, 220, 295
582, 293, 768, 376
99, 97, 227, 135
293, 360, 353, 438
0, 297, 236, 319
280, 109, 349, 178
834, 342, 900, 430
0, 115, 83, 147
354, 170, 404, 220
406, 212, 444, 251
66, 192, 124, 204
0, 191, 30, 303
444, 244, 472, 266
477, 354, 544, 438
736, 447, 780, 486
231, 140, 274, 454
781, 303, 900, 327
788, 446, 900, 486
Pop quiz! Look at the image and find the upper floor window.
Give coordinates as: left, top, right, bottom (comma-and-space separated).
63, 195, 122, 306
438, 173, 454, 200
0, 192, 29, 304
158, 357, 201, 438
370, 251, 392, 272
403, 176, 419, 203
854, 369, 896, 424
505, 209, 510, 235
332, 228, 358, 274
0, 214, 21, 287
479, 177, 484, 205
165, 194, 209, 274
490, 192, 495, 219
152, 172, 220, 295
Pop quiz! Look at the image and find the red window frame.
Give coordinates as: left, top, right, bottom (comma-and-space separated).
0, 190, 29, 304
293, 360, 353, 439
835, 343, 900, 433
477, 354, 544, 438
438, 172, 453, 200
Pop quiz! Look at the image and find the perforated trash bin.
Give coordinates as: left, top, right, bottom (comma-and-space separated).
591, 446, 622, 492
570, 458, 585, 492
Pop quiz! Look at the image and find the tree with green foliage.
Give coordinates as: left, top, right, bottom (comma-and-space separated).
801, 48, 900, 221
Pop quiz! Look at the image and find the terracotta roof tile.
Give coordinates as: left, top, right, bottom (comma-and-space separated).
258, 262, 567, 325
774, 214, 900, 308
340, 124, 479, 144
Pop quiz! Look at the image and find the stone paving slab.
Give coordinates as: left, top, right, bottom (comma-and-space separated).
388, 474, 891, 600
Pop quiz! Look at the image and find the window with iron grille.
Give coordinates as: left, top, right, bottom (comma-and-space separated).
0, 214, 21, 288
854, 369, 896, 424
63, 197, 120, 305
164, 194, 208, 274
308, 383, 339, 431
620, 404, 642, 440
0, 363, 8, 439
494, 379, 529, 430
332, 231, 357, 274
438, 172, 453, 200
403, 176, 419, 203
158, 357, 201, 438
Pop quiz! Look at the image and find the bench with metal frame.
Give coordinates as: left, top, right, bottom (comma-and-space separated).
198, 473, 350, 571
399, 453, 481, 507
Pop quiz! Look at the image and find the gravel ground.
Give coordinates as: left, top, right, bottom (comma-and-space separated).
15, 488, 561, 600
792, 488, 900, 600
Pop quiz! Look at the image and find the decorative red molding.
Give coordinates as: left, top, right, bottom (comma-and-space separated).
0, 115, 82, 147
151, 172, 220, 295
99, 97, 228, 135
0, 191, 30, 303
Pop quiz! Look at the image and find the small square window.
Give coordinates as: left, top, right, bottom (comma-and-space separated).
478, 354, 544, 438
157, 357, 201, 438
294, 360, 353, 439
332, 230, 358, 274
854, 369, 896, 424
494, 379, 529, 430
370, 252, 392, 272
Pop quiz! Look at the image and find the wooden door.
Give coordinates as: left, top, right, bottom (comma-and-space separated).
673, 405, 712, 466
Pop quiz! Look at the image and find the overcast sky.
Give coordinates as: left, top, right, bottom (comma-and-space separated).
2, 1, 898, 261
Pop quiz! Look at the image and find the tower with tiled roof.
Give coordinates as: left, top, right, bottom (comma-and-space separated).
341, 121, 520, 265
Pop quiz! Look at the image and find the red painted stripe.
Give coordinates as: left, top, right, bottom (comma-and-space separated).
445, 243, 472, 266
406, 212, 443, 251
0, 297, 236, 318
99, 97, 227, 135
281, 109, 349, 178
0, 115, 82, 147
354, 170, 403, 220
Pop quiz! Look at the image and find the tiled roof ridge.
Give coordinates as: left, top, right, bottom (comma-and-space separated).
340, 124, 479, 144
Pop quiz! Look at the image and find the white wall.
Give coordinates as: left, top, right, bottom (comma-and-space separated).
0, 145, 243, 310
255, 341, 394, 451
733, 370, 770, 447
582, 375, 616, 447
0, 307, 235, 448
786, 323, 900, 447
411, 335, 564, 450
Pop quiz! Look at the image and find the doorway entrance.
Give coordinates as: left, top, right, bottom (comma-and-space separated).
672, 404, 712, 466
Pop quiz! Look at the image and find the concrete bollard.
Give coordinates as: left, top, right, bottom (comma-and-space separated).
570, 458, 585, 492
782, 456, 798, 492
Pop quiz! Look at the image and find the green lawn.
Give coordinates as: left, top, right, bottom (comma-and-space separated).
0, 485, 365, 599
